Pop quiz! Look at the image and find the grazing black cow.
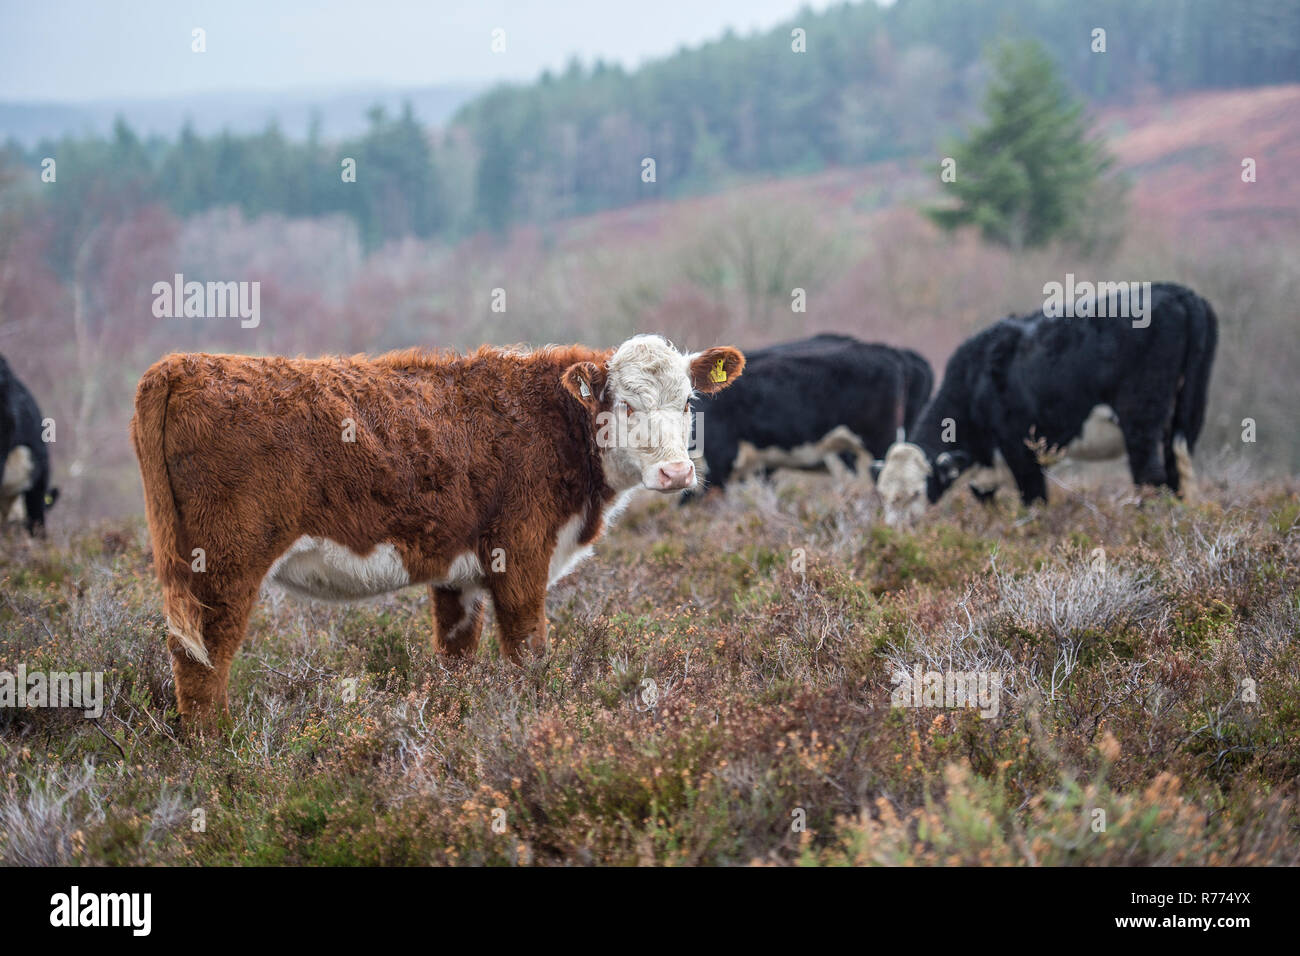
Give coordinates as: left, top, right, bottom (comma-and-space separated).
783, 335, 934, 433
687, 333, 934, 496
1, 355, 57, 536
875, 283, 1217, 525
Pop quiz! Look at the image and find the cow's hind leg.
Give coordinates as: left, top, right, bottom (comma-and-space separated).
170, 584, 257, 732
22, 483, 47, 537
1112, 384, 1180, 492
431, 585, 486, 658
1118, 416, 1173, 492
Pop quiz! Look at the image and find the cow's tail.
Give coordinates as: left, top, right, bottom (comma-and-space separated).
1172, 292, 1219, 501
1172, 434, 1194, 502
130, 361, 210, 668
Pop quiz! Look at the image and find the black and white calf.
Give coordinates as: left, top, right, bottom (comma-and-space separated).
875, 283, 1217, 525
1, 355, 57, 536
688, 333, 933, 495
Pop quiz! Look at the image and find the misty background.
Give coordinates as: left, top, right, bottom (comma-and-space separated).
1, 0, 1298, 520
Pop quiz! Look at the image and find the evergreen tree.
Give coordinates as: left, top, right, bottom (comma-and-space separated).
927, 40, 1117, 250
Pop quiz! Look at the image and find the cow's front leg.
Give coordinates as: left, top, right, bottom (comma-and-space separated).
487, 567, 548, 662
1000, 439, 1047, 505
431, 585, 486, 658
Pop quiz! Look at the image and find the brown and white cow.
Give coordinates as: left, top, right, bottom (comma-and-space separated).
130, 334, 744, 727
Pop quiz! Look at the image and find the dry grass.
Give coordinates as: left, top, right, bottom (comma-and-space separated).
1, 472, 1297, 866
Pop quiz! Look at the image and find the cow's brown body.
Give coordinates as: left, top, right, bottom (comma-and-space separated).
131, 338, 743, 727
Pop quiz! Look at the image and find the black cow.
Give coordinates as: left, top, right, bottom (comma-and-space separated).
1, 355, 58, 536
874, 282, 1217, 525
687, 333, 933, 496
781, 334, 933, 432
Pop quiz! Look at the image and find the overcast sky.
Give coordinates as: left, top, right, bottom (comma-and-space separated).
0, 0, 856, 102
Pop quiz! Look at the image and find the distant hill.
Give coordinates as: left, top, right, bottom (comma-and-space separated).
0, 84, 482, 146
1104, 85, 1300, 235
514, 85, 1300, 251
449, 0, 1300, 230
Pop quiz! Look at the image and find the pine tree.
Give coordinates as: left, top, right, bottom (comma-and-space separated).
927, 40, 1117, 250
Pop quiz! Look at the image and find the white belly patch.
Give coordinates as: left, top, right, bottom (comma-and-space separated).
268, 493, 633, 602
733, 425, 865, 478
2, 446, 34, 496
977, 406, 1126, 492
1066, 404, 1125, 461
969, 450, 1015, 493
263, 536, 485, 602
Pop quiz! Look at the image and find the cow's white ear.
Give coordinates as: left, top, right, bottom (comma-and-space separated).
562, 361, 608, 413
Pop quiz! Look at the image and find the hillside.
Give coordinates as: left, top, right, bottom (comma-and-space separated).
447, 0, 1300, 231
540, 84, 1300, 250
1105, 85, 1300, 236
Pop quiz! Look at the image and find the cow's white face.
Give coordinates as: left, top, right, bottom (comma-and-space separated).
876, 441, 973, 526
875, 442, 933, 527
563, 334, 744, 492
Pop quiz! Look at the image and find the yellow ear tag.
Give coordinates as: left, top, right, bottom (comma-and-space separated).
709, 358, 727, 384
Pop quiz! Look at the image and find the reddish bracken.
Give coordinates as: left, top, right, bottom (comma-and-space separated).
130, 334, 744, 728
